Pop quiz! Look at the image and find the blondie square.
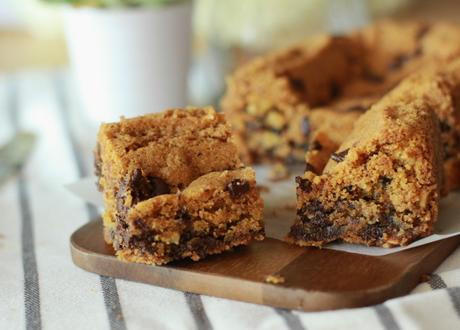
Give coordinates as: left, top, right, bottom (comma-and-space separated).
287, 98, 443, 247
96, 107, 264, 264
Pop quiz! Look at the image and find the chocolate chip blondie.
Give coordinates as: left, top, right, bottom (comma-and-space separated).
287, 91, 443, 247
222, 20, 460, 166
96, 107, 264, 265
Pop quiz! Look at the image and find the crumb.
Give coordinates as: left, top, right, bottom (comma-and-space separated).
268, 163, 289, 181
265, 274, 285, 284
256, 185, 270, 193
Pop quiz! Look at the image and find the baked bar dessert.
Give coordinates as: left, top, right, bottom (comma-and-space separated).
306, 59, 460, 191
287, 96, 443, 247
222, 20, 460, 166
119, 168, 263, 265
96, 107, 264, 265
383, 60, 460, 194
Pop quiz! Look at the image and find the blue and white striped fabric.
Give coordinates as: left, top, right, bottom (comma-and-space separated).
0, 72, 459, 330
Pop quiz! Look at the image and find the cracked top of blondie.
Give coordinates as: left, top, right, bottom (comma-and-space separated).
97, 107, 243, 189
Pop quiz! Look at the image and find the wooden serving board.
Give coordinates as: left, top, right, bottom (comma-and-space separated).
71, 220, 460, 311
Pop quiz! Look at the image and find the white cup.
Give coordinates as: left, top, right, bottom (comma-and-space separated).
62, 2, 192, 122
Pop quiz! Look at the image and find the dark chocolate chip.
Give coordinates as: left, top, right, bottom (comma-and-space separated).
226, 179, 250, 198
310, 140, 322, 151
362, 195, 374, 202
440, 121, 451, 132
304, 162, 316, 174
176, 207, 191, 221
360, 224, 384, 241
290, 78, 305, 92
388, 54, 410, 71
379, 176, 392, 188
292, 199, 340, 242
330, 81, 341, 99
301, 117, 310, 136
130, 169, 171, 204
359, 208, 397, 242
331, 148, 349, 162
296, 176, 312, 192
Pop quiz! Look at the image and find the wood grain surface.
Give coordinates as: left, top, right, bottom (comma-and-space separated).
71, 220, 460, 311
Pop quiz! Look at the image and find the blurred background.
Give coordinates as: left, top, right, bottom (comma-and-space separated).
0, 0, 459, 123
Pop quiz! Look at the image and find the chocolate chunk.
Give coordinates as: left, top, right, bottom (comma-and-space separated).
301, 117, 310, 136
440, 121, 451, 132
290, 78, 305, 92
360, 224, 384, 241
359, 209, 397, 242
226, 179, 250, 198
388, 54, 410, 71
176, 207, 191, 221
293, 199, 340, 242
379, 176, 392, 188
296, 176, 312, 192
331, 148, 349, 162
304, 162, 316, 174
130, 169, 171, 204
310, 140, 322, 151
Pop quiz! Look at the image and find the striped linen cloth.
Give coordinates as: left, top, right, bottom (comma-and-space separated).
0, 71, 459, 330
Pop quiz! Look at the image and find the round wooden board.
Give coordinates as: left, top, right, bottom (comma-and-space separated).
71, 220, 460, 312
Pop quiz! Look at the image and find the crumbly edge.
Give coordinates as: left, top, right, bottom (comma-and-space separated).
287, 101, 442, 248
108, 168, 265, 265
